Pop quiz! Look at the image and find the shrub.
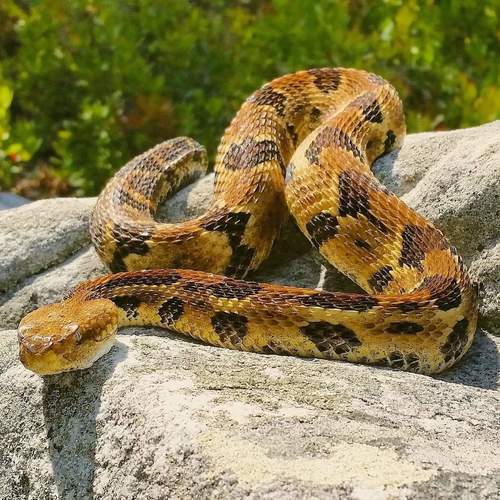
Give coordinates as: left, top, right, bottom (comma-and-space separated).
0, 0, 498, 197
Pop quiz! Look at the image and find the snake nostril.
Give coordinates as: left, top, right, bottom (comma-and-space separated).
75, 329, 83, 344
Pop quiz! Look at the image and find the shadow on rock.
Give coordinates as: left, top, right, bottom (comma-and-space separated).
42, 341, 128, 499
372, 146, 407, 195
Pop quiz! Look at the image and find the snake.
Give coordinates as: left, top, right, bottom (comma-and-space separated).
17, 68, 479, 376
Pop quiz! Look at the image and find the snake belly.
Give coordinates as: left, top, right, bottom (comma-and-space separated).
18, 68, 479, 376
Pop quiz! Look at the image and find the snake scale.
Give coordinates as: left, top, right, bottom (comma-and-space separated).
18, 68, 479, 376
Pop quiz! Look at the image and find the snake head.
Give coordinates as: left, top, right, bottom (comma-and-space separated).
18, 298, 119, 376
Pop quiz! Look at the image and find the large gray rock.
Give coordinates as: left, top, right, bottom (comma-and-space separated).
0, 121, 499, 498
0, 328, 498, 499
0, 198, 95, 293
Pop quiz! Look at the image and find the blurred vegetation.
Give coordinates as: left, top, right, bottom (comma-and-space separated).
0, 0, 498, 198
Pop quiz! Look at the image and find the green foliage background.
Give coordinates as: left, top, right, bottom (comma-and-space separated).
0, 0, 498, 197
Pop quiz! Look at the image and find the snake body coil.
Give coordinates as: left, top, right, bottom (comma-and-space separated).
18, 68, 479, 375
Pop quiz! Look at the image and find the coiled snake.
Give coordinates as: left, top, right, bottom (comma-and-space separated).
18, 68, 479, 375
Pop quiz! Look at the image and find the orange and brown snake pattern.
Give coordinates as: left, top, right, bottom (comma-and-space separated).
18, 68, 479, 375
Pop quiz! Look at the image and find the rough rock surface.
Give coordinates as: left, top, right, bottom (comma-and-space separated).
1, 328, 499, 499
0, 121, 499, 499
0, 198, 95, 294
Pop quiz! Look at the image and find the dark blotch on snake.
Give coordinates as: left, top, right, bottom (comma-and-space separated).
222, 138, 285, 174
368, 265, 394, 293
384, 130, 397, 154
201, 211, 254, 277
387, 322, 424, 334
207, 280, 262, 300
310, 106, 321, 121
441, 318, 470, 363
305, 126, 363, 164
399, 224, 448, 271
350, 92, 383, 124
308, 68, 342, 93
158, 297, 184, 325
376, 352, 420, 371
399, 225, 427, 270
298, 292, 378, 311
387, 351, 405, 369
88, 270, 182, 299
211, 311, 248, 345
354, 239, 371, 251
300, 321, 361, 355
434, 278, 462, 311
109, 225, 153, 272
363, 99, 383, 124
287, 123, 299, 146
418, 275, 462, 311
249, 85, 287, 116
396, 300, 425, 313
182, 281, 205, 293
111, 295, 141, 319
338, 170, 389, 234
305, 211, 339, 248
226, 244, 255, 278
